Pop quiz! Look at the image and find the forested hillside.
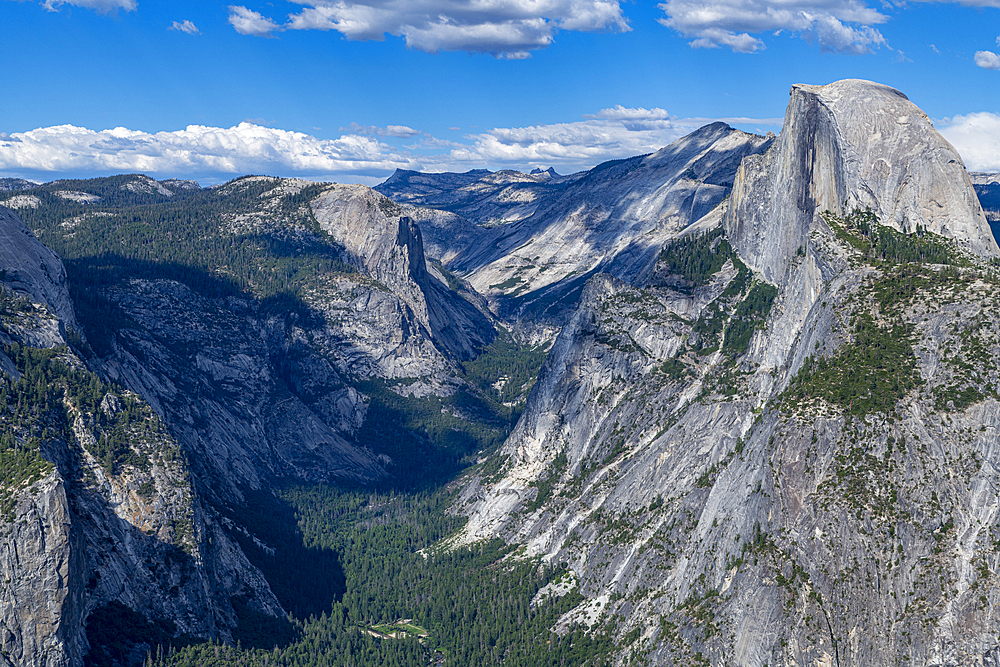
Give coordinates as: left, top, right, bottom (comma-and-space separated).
2, 173, 557, 667
4, 81, 1000, 667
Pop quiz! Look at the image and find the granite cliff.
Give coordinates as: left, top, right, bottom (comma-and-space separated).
458, 80, 1000, 665
0, 176, 501, 666
4, 79, 1000, 667
1, 209, 250, 667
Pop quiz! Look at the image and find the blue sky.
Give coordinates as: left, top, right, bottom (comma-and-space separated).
1, 0, 999, 184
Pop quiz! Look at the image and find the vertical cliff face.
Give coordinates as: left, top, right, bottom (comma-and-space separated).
0, 207, 78, 338
91, 279, 385, 498
3, 173, 509, 667
0, 475, 80, 667
0, 207, 285, 667
310, 184, 496, 362
726, 80, 998, 284
459, 81, 1000, 666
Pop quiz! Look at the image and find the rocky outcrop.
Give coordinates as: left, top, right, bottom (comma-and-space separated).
396, 204, 486, 265
376, 167, 566, 229
311, 184, 495, 362
459, 81, 1000, 666
93, 279, 384, 498
0, 178, 506, 666
1, 208, 285, 667
418, 124, 774, 324
0, 206, 78, 335
0, 474, 80, 667
726, 80, 998, 283
8, 78, 1000, 667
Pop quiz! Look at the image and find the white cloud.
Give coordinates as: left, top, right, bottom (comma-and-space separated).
910, 0, 1000, 7
658, 0, 887, 53
0, 112, 785, 184
0, 123, 421, 182
169, 20, 200, 34
342, 123, 423, 138
976, 50, 1000, 69
442, 109, 783, 170
588, 106, 673, 121
449, 121, 687, 166
40, 0, 134, 11
230, 0, 630, 57
938, 112, 1000, 172
687, 28, 764, 52
228, 5, 281, 36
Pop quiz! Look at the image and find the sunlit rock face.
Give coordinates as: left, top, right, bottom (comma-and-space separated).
458, 81, 1000, 666
727, 79, 997, 284
311, 184, 496, 363
7, 78, 1000, 667
406, 124, 775, 326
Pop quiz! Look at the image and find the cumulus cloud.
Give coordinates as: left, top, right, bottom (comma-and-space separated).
40, 0, 135, 11
229, 0, 629, 57
588, 106, 672, 121
0, 123, 422, 182
228, 6, 281, 36
169, 20, 200, 34
0, 112, 784, 183
448, 119, 690, 167
976, 50, 1000, 69
658, 0, 887, 53
938, 112, 1000, 172
442, 108, 782, 170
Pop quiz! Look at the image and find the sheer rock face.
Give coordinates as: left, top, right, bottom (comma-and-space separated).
0, 206, 78, 337
0, 401, 278, 667
0, 210, 283, 667
459, 81, 1000, 666
92, 279, 384, 497
1, 178, 502, 667
443, 123, 774, 323
311, 184, 495, 362
0, 476, 80, 667
726, 80, 998, 284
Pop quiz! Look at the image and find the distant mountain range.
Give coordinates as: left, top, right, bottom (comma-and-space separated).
3, 80, 1000, 667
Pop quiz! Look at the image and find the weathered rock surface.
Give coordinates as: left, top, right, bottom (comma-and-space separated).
376, 167, 570, 229
458, 81, 1000, 666
726, 80, 997, 284
0, 474, 79, 667
0, 206, 78, 335
311, 184, 496, 362
93, 278, 384, 497
8, 78, 1000, 667
1, 173, 510, 667
1, 208, 285, 667
387, 124, 773, 327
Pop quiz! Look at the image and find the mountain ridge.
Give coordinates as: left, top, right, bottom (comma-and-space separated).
456, 80, 1000, 665
3, 79, 1000, 667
